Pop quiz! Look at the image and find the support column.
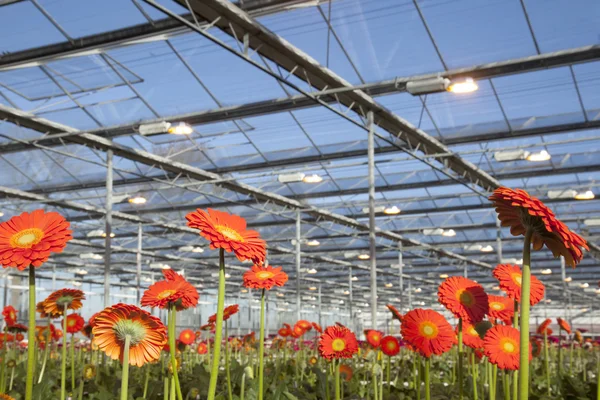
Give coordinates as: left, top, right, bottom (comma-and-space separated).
104, 149, 113, 308
348, 267, 353, 332
318, 284, 322, 328
367, 111, 377, 328
136, 223, 143, 304
295, 211, 301, 321
408, 281, 413, 310
495, 217, 503, 263
398, 242, 403, 304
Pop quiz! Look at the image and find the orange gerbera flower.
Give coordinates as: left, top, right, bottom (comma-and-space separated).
0, 393, 16, 400
459, 321, 484, 349
493, 264, 545, 306
44, 289, 85, 316
208, 304, 239, 324
537, 318, 552, 335
339, 364, 353, 381
574, 330, 583, 344
489, 187, 588, 267
186, 208, 266, 264
312, 322, 323, 333
531, 337, 542, 357
92, 303, 167, 367
2, 305, 17, 326
278, 323, 292, 337
487, 295, 514, 324
0, 209, 72, 270
296, 320, 312, 332
242, 264, 288, 290
197, 342, 208, 354
557, 318, 571, 334
318, 325, 359, 360
438, 277, 489, 323
64, 314, 85, 334
292, 324, 306, 338
366, 330, 384, 348
380, 335, 400, 356
483, 325, 531, 370
179, 329, 195, 345
387, 304, 403, 322
141, 269, 198, 311
401, 308, 457, 358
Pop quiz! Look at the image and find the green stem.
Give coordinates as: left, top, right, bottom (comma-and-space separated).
61, 304, 68, 400
386, 355, 391, 395
258, 289, 266, 400
335, 359, 341, 400
512, 300, 519, 400
379, 352, 383, 400
207, 248, 226, 400
458, 318, 463, 400
143, 364, 151, 399
558, 326, 562, 377
168, 304, 184, 400
518, 228, 533, 400
120, 335, 131, 400
544, 331, 550, 395
424, 357, 430, 400
492, 364, 497, 400
9, 367, 14, 391
225, 324, 232, 400
163, 376, 169, 400
71, 334, 76, 391
569, 340, 574, 375
240, 373, 246, 400
596, 354, 600, 400
25, 265, 36, 400
471, 352, 478, 400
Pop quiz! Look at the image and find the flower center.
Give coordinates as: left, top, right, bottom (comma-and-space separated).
113, 319, 147, 346
469, 327, 478, 336
157, 289, 176, 300
331, 338, 346, 352
511, 273, 522, 286
256, 271, 274, 280
419, 322, 438, 339
457, 289, 475, 306
10, 228, 44, 249
216, 225, 245, 242
501, 339, 516, 353
9, 312, 15, 320
68, 319, 75, 327
491, 302, 504, 310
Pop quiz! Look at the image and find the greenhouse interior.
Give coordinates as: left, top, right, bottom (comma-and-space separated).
0, 0, 599, 399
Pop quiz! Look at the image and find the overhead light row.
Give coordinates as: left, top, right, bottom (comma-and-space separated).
493, 149, 551, 162
406, 77, 478, 95
548, 189, 595, 201
361, 206, 401, 215
423, 228, 456, 237
139, 121, 194, 136
278, 172, 323, 184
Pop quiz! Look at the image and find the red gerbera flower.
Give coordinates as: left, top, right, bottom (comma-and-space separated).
483, 325, 531, 370
0, 209, 72, 270
401, 309, 457, 358
489, 187, 588, 267
44, 289, 85, 316
208, 304, 239, 324
493, 264, 545, 306
380, 335, 400, 356
318, 325, 359, 360
386, 304, 403, 322
365, 330, 384, 348
531, 337, 542, 357
64, 314, 84, 334
141, 269, 199, 311
2, 305, 17, 326
278, 323, 292, 337
537, 318, 552, 335
557, 318, 572, 334
296, 320, 312, 331
291, 323, 306, 338
459, 321, 484, 350
6, 323, 27, 333
186, 208, 266, 264
178, 329, 196, 345
312, 322, 323, 333
438, 277, 489, 323
339, 364, 353, 381
487, 295, 514, 324
242, 264, 288, 290
197, 342, 208, 355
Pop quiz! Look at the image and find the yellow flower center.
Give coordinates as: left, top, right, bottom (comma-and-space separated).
10, 228, 44, 249
501, 339, 516, 353
10, 312, 15, 320
457, 289, 475, 306
469, 327, 478, 336
157, 289, 176, 300
216, 225, 245, 242
491, 302, 504, 310
256, 271, 275, 280
419, 321, 438, 339
68, 319, 75, 327
331, 338, 346, 352
511, 273, 522, 286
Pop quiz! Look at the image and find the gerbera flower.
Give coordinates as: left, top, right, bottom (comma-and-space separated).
339, 364, 353, 381
0, 209, 72, 270
291, 324, 306, 338
197, 342, 208, 354
531, 338, 542, 357
537, 318, 552, 335
493, 264, 545, 306
6, 323, 27, 333
312, 322, 323, 333
2, 305, 17, 326
308, 356, 318, 365
574, 330, 583, 344
438, 276, 489, 323
386, 304, 403, 322
557, 318, 571, 334
489, 187, 588, 267
64, 314, 85, 335
0, 393, 16, 400
186, 208, 266, 264
179, 329, 195, 345
44, 289, 85, 316
278, 323, 291, 337
365, 330, 384, 348
296, 320, 312, 331
36, 325, 55, 343
401, 308, 457, 358
208, 304, 239, 324
380, 336, 400, 356
243, 332, 256, 345
92, 303, 167, 367
483, 325, 531, 370
459, 321, 484, 349
141, 269, 198, 311
487, 295, 514, 324
242, 264, 288, 290
318, 325, 359, 360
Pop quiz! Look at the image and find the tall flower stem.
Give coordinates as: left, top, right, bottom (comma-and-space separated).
335, 359, 341, 400
71, 334, 76, 391
225, 324, 232, 400
258, 289, 266, 400
61, 304, 68, 400
207, 248, 226, 400
512, 300, 519, 400
457, 318, 463, 400
471, 352, 478, 400
558, 327, 563, 377
424, 357, 431, 400
543, 331, 550, 395
168, 304, 184, 400
518, 228, 533, 400
25, 265, 36, 400
120, 334, 131, 400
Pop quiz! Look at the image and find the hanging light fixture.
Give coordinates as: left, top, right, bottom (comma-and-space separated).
447, 78, 478, 94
